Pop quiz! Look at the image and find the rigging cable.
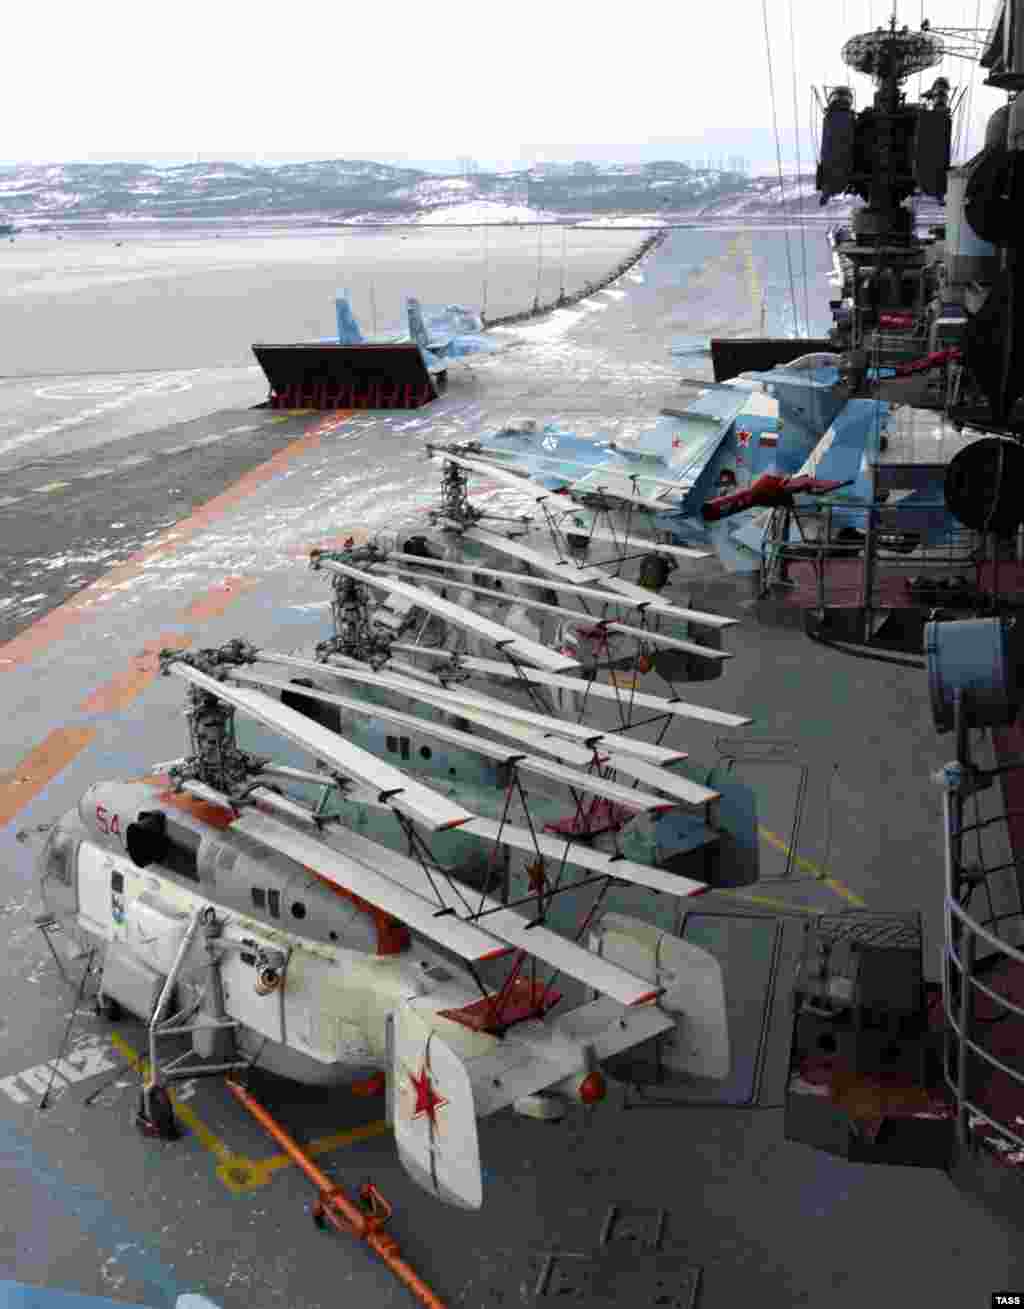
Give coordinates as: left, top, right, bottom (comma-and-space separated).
788, 0, 812, 336
761, 0, 800, 336
961, 0, 985, 161
918, 0, 925, 101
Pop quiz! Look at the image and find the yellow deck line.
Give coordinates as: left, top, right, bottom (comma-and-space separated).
717, 888, 820, 915
110, 1033, 388, 1193
757, 825, 867, 907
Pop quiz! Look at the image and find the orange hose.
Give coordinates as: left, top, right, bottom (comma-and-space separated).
225, 1080, 448, 1309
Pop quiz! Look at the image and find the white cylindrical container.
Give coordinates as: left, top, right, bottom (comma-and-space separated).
945, 167, 997, 286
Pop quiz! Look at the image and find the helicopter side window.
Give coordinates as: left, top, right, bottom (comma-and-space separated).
251, 887, 266, 910
281, 678, 341, 735
400, 736, 410, 760
267, 889, 281, 918
386, 735, 398, 754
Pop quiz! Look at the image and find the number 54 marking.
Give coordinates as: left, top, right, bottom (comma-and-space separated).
95, 804, 123, 842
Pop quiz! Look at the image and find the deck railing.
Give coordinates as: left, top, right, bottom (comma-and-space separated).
760, 497, 1024, 615
940, 761, 1024, 1156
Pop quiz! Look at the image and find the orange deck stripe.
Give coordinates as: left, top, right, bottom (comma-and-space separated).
0, 411, 352, 825
75, 576, 267, 717
287, 528, 372, 558
0, 412, 352, 670
179, 575, 261, 622
0, 726, 96, 827
75, 633, 192, 715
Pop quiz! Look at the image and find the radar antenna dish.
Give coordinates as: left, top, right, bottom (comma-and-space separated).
841, 24, 943, 81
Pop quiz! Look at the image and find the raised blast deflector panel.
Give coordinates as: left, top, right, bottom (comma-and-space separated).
252, 344, 442, 409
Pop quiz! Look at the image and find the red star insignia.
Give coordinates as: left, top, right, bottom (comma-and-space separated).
409, 1066, 447, 1123
737, 429, 752, 448
672, 436, 682, 448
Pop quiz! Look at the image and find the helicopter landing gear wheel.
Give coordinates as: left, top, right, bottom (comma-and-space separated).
136, 1084, 178, 1140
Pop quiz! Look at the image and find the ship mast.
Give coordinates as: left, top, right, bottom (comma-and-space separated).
817, 15, 950, 372
970, 0, 1024, 431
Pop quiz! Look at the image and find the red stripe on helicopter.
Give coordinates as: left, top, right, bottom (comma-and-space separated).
478, 945, 518, 962
628, 989, 662, 1006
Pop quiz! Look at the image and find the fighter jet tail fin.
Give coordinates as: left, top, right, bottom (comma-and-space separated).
406, 296, 431, 350
335, 291, 365, 344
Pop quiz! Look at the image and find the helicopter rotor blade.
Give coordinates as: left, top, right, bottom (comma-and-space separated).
311, 820, 666, 1007
315, 557, 580, 673
435, 448, 677, 516
432, 443, 693, 493
225, 667, 682, 815
382, 552, 733, 652
453, 526, 722, 624
389, 647, 748, 724
381, 566, 730, 661
230, 810, 508, 963
263, 654, 692, 764
166, 662, 473, 833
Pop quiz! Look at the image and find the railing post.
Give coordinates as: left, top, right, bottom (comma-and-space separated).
956, 925, 977, 1150
860, 468, 878, 644
818, 504, 832, 614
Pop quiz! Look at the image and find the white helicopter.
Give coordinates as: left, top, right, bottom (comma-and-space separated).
37, 458, 747, 1212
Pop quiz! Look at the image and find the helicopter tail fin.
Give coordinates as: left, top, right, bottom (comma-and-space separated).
335, 291, 364, 344
387, 914, 728, 1209
406, 296, 431, 350
387, 1004, 483, 1210
587, 912, 730, 1081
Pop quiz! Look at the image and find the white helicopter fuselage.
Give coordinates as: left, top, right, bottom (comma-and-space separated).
38, 774, 728, 1210
39, 784, 493, 1089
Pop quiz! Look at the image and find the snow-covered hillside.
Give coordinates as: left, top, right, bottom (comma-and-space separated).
0, 158, 861, 227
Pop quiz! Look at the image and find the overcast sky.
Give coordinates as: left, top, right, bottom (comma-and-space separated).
6, 0, 1004, 170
